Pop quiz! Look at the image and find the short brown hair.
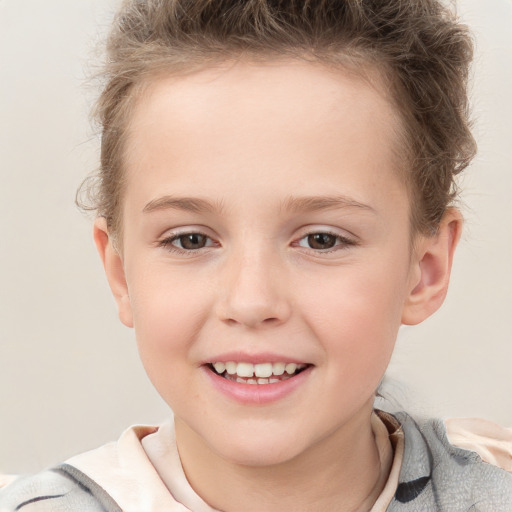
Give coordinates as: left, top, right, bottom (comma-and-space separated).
79, 0, 476, 237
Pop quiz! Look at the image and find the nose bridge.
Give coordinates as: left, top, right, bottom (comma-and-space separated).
218, 241, 290, 328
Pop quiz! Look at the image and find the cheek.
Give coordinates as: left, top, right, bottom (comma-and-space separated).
125, 263, 213, 367
298, 259, 408, 366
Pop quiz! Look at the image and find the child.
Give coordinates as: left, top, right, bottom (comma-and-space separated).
1, 0, 511, 511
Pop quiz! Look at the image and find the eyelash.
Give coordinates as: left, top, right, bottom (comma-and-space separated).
158, 230, 357, 255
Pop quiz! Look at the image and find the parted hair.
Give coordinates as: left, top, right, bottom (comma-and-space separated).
80, 0, 476, 237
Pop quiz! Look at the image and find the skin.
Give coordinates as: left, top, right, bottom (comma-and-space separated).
95, 60, 461, 512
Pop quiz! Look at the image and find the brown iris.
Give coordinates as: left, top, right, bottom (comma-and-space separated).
178, 233, 208, 250
307, 233, 337, 250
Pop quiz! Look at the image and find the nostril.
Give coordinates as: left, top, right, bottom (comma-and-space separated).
223, 316, 278, 327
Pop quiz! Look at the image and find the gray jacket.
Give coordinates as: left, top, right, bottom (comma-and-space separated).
1, 412, 511, 511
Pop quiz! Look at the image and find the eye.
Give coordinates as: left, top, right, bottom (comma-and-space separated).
297, 232, 355, 252
159, 232, 216, 252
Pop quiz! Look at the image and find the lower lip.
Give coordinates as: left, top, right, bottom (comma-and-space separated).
203, 366, 313, 405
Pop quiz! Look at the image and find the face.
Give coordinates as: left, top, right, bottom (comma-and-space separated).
110, 61, 422, 466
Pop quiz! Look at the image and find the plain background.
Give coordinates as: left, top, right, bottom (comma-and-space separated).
0, 0, 511, 475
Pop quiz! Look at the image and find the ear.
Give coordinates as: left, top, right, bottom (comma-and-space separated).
93, 218, 134, 328
401, 208, 462, 325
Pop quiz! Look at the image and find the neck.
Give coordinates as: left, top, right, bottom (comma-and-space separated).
175, 403, 386, 512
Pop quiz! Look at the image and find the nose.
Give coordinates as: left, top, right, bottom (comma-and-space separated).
216, 248, 292, 329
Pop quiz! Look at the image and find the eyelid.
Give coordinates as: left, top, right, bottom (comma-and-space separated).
157, 223, 215, 238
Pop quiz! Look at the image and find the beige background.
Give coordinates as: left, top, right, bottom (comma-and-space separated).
0, 0, 511, 474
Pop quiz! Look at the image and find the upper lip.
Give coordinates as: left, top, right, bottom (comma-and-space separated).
202, 351, 310, 365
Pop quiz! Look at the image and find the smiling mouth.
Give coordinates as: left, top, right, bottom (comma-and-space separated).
207, 361, 310, 385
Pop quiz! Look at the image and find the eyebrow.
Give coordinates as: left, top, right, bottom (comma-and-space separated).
143, 196, 224, 214
142, 194, 375, 215
281, 195, 376, 214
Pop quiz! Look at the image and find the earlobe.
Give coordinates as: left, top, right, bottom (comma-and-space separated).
401, 209, 462, 325
93, 218, 134, 328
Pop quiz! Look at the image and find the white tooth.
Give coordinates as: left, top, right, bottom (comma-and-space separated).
297, 364, 307, 370
213, 362, 225, 374
254, 363, 273, 378
236, 362, 254, 377
269, 378, 280, 384
272, 362, 285, 376
285, 363, 298, 375
225, 362, 237, 375
247, 378, 257, 384
236, 377, 245, 383
257, 378, 269, 384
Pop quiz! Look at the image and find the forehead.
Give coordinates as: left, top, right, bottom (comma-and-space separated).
129, 59, 398, 146
123, 60, 407, 215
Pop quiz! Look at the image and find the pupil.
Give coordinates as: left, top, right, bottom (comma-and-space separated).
308, 233, 336, 250
181, 234, 206, 250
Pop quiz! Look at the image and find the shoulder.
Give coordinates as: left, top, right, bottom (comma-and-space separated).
444, 416, 512, 471
0, 422, 180, 512
388, 411, 512, 511
0, 464, 122, 512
